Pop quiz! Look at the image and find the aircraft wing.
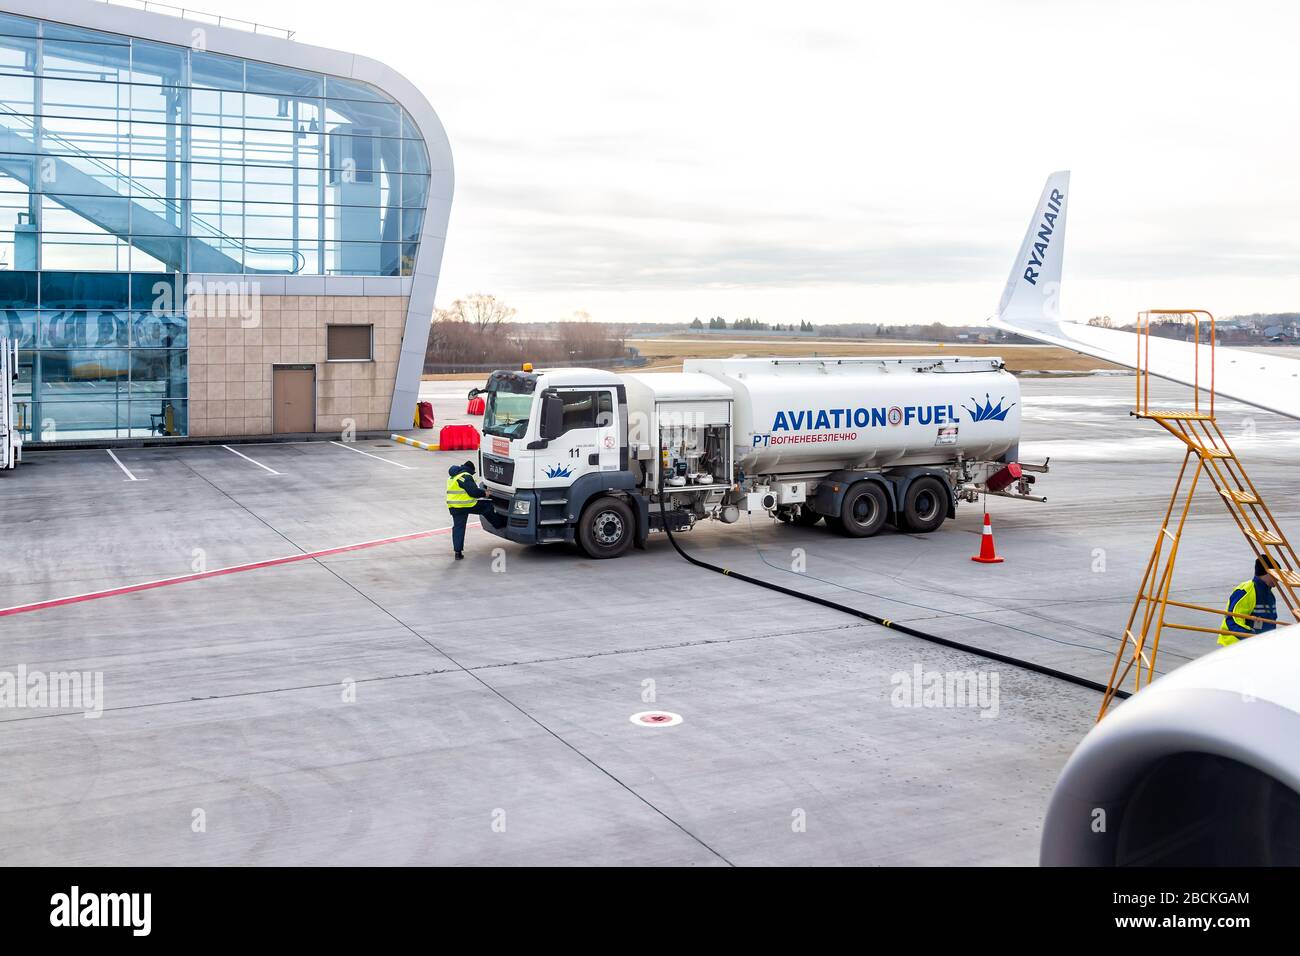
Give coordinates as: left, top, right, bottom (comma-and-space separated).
990, 171, 1300, 420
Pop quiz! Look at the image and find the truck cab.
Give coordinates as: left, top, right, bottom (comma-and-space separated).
475, 367, 642, 557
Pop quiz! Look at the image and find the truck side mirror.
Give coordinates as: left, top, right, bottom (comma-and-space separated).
539, 392, 564, 440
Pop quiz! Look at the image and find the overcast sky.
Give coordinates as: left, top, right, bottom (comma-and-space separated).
198, 0, 1300, 325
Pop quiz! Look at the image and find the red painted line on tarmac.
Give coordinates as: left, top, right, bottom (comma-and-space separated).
0, 525, 465, 619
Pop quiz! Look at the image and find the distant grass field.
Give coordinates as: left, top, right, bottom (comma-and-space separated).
626, 336, 1124, 373
422, 336, 1126, 380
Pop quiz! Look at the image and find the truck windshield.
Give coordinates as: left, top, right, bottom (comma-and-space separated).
484, 389, 534, 439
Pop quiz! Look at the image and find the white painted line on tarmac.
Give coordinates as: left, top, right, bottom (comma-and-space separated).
106, 449, 146, 481
328, 440, 414, 469
222, 444, 282, 475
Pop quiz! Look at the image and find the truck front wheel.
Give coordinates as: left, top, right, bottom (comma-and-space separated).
900, 476, 948, 534
838, 482, 888, 538
578, 496, 635, 559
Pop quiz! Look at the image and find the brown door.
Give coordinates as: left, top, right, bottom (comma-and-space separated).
273, 366, 315, 433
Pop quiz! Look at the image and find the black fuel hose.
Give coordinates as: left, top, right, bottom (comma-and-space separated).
653, 474, 1129, 700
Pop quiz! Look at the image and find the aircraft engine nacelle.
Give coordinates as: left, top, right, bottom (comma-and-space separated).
1040, 630, 1300, 866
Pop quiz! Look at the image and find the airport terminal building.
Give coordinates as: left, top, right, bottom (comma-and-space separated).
0, 0, 451, 442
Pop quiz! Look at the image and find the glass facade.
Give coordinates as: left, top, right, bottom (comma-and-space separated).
0, 11, 430, 439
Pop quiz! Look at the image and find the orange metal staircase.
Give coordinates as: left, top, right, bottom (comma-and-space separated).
1097, 310, 1299, 719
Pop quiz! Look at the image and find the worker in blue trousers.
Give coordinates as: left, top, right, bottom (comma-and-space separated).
1219, 554, 1280, 646
446, 461, 503, 560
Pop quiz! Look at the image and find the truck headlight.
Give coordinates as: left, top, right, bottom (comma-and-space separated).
512, 499, 531, 515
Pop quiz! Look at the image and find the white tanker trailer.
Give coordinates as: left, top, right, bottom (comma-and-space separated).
471, 355, 1046, 558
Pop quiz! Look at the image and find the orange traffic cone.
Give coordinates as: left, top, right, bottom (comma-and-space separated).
971, 512, 1004, 564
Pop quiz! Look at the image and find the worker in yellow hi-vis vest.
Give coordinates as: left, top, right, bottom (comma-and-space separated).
1219, 555, 1280, 647
446, 461, 503, 560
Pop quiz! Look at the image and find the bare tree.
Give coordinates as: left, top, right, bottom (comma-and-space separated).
437, 294, 517, 336
558, 311, 606, 362
425, 297, 632, 371
607, 322, 630, 353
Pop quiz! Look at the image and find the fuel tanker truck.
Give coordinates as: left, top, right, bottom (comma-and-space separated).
469, 356, 1046, 559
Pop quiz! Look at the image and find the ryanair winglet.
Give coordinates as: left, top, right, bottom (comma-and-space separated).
996, 171, 1070, 328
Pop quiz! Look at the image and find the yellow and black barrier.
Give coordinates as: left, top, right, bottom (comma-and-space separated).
391, 434, 439, 452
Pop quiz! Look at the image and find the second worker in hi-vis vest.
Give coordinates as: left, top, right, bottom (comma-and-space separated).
446, 461, 504, 560
1219, 555, 1280, 647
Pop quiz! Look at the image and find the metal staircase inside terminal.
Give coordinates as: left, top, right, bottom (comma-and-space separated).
1098, 310, 1299, 720
0, 103, 303, 274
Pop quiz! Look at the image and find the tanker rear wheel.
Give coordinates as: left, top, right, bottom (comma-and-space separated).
838, 482, 888, 538
900, 476, 948, 534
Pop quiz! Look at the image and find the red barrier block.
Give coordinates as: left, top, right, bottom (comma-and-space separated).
466, 396, 486, 415
438, 424, 481, 450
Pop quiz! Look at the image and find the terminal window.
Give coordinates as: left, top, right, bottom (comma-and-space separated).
327, 324, 373, 361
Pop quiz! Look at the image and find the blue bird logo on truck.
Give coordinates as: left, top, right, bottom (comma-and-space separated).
963, 394, 1017, 423
544, 463, 573, 479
